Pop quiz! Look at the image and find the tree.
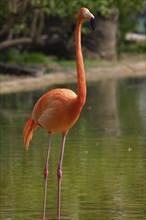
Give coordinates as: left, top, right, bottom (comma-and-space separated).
0, 0, 143, 59
51, 0, 143, 59
0, 0, 48, 50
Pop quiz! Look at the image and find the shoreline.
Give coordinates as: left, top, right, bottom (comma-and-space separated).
0, 60, 145, 95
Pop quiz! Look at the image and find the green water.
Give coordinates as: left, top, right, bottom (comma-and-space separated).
0, 79, 145, 220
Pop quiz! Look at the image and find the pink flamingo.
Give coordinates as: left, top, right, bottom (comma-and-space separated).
23, 7, 95, 220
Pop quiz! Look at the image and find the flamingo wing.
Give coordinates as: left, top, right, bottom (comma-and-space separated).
32, 88, 78, 133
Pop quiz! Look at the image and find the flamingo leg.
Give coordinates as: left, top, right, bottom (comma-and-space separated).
43, 133, 52, 220
57, 133, 67, 220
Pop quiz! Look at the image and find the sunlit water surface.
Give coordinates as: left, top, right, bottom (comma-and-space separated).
0, 78, 145, 220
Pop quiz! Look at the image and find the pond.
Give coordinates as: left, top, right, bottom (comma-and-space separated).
0, 78, 145, 220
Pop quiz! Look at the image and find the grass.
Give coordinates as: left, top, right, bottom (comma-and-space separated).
1, 49, 50, 65
1, 49, 116, 69
55, 57, 120, 69
1, 48, 145, 71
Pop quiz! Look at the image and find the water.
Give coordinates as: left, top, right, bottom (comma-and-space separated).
0, 78, 145, 220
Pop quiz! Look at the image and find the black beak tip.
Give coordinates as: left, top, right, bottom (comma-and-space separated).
90, 17, 96, 31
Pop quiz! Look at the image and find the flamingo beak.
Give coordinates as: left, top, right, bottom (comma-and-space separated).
90, 17, 96, 31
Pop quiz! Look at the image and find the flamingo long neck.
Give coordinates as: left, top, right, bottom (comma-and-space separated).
76, 17, 86, 107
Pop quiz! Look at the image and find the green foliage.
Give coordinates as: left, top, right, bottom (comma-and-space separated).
1, 49, 49, 64
119, 42, 146, 53
45, 0, 143, 16
57, 58, 116, 69
41, 0, 144, 52
0, 0, 144, 56
0, 0, 143, 27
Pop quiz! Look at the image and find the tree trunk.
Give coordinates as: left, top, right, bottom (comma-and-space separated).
83, 8, 119, 60
66, 9, 119, 60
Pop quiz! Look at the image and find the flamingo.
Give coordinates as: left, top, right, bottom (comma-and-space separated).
23, 8, 95, 220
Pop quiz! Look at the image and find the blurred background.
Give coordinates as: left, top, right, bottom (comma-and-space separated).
0, 1, 145, 220
0, 0, 145, 65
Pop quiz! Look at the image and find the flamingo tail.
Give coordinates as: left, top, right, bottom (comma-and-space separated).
23, 118, 34, 150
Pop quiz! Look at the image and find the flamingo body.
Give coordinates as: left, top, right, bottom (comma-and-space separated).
32, 88, 82, 133
23, 88, 84, 149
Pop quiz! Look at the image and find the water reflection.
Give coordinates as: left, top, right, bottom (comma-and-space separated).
87, 80, 120, 135
0, 79, 145, 220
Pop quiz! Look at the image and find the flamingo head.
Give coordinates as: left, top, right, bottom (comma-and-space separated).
79, 8, 96, 30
